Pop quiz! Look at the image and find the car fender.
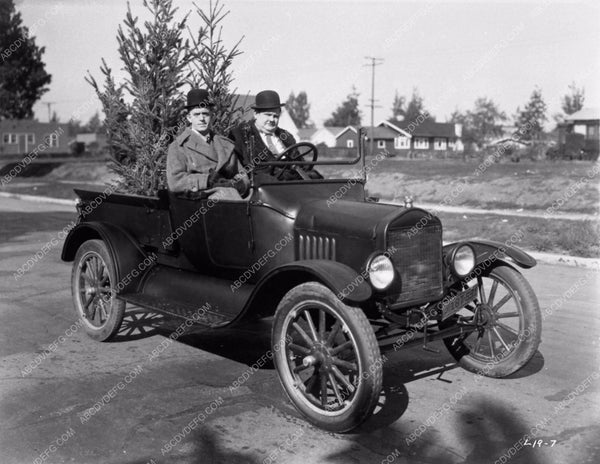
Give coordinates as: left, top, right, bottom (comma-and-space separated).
238, 260, 372, 320
444, 239, 536, 270
61, 222, 153, 294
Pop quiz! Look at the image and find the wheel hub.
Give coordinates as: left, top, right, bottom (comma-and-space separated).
474, 304, 496, 328
303, 343, 334, 371
302, 355, 317, 367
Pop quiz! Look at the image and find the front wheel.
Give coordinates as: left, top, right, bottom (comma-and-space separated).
441, 264, 541, 378
71, 239, 126, 341
272, 282, 382, 432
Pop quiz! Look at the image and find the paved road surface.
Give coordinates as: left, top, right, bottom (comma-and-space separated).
0, 197, 598, 464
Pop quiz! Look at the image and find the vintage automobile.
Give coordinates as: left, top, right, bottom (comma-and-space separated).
62, 131, 542, 432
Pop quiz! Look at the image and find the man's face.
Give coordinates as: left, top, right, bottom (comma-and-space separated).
254, 108, 281, 134
187, 106, 212, 135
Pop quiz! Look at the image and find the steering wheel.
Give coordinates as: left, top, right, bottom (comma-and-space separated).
274, 142, 319, 180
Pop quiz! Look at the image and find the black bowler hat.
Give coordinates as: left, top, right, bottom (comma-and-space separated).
251, 90, 286, 110
185, 89, 213, 109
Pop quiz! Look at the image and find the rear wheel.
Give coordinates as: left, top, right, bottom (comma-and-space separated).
442, 264, 541, 377
272, 282, 382, 432
71, 239, 125, 341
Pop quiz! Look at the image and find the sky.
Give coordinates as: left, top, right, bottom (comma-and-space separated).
15, 0, 600, 129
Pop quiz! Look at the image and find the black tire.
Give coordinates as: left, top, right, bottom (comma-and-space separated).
71, 239, 126, 341
442, 264, 541, 378
272, 282, 382, 432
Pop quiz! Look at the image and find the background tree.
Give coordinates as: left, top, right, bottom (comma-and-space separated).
561, 82, 585, 115
515, 87, 547, 140
324, 86, 361, 126
66, 119, 83, 137
0, 0, 52, 119
403, 87, 431, 123
453, 97, 506, 148
390, 90, 405, 120
87, 0, 243, 195
470, 97, 506, 144
286, 91, 312, 128
85, 111, 103, 133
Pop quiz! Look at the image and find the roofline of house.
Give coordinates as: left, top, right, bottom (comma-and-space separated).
378, 120, 412, 138
335, 126, 358, 138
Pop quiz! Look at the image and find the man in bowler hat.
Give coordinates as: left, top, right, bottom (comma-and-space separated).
166, 89, 248, 197
228, 90, 321, 182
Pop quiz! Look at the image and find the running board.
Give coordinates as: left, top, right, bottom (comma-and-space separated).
118, 293, 233, 328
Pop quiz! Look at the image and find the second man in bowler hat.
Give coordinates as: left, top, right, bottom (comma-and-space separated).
228, 90, 321, 182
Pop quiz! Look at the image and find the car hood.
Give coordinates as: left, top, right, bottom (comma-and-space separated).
295, 199, 435, 240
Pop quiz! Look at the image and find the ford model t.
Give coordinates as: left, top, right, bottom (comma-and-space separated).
62, 131, 542, 432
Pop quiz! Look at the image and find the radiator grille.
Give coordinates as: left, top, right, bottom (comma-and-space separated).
298, 234, 336, 260
387, 225, 443, 305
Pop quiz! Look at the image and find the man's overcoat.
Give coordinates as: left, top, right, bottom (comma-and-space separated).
166, 128, 239, 192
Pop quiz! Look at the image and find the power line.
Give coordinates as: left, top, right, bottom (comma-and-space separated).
364, 56, 384, 156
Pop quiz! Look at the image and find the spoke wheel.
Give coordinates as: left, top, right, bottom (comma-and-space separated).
72, 239, 125, 341
441, 264, 541, 378
272, 282, 382, 432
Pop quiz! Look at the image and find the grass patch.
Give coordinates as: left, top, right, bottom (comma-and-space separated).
322, 159, 600, 214
439, 212, 600, 258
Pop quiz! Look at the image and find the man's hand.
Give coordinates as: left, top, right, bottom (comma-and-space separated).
210, 176, 248, 196
207, 168, 219, 187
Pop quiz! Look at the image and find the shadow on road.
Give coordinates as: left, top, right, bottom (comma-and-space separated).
178, 319, 275, 367
504, 350, 545, 379
104, 308, 549, 464
122, 428, 260, 464
111, 306, 275, 367
188, 427, 260, 464
112, 309, 165, 342
327, 395, 549, 464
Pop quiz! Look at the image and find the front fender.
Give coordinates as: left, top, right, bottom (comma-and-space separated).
274, 260, 373, 302
61, 222, 151, 293
238, 260, 372, 320
444, 239, 536, 271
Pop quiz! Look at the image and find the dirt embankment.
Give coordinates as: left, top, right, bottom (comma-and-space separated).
326, 163, 599, 215
43, 162, 119, 183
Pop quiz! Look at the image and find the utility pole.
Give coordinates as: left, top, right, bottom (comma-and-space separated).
42, 101, 55, 122
364, 56, 384, 156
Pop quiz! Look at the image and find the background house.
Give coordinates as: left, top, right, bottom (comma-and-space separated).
562, 107, 599, 154
0, 119, 70, 157
365, 124, 407, 152
552, 107, 599, 160
334, 120, 463, 155
565, 107, 600, 138
388, 119, 463, 153
335, 126, 359, 149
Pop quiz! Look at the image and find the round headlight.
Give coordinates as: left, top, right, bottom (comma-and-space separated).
452, 245, 476, 277
367, 254, 395, 290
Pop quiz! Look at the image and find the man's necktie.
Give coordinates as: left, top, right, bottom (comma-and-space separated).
265, 134, 280, 155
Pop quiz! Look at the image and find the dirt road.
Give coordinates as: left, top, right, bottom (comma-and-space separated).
0, 197, 598, 464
